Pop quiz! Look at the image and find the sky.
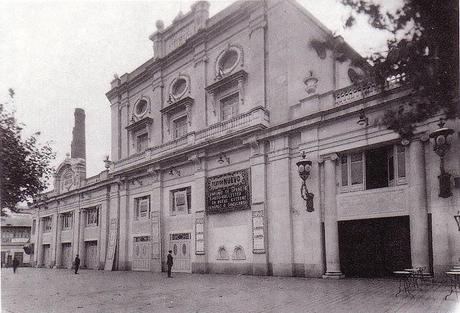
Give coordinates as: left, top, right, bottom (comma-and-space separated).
0, 0, 399, 179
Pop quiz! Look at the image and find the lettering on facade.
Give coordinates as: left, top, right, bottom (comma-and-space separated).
195, 216, 205, 255
165, 24, 195, 55
205, 169, 251, 214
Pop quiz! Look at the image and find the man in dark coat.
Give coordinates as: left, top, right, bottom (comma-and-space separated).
167, 250, 173, 278
74, 254, 80, 274
12, 258, 19, 273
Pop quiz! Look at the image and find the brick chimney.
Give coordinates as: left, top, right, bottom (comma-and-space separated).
71, 108, 86, 160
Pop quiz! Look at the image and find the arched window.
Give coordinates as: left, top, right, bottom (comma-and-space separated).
232, 245, 245, 260
217, 246, 229, 260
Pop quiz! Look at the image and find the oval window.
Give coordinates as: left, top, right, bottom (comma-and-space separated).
135, 99, 148, 116
173, 244, 178, 255
135, 246, 139, 256
171, 78, 187, 98
182, 244, 187, 255
219, 49, 239, 72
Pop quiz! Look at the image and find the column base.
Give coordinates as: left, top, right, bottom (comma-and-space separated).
322, 272, 345, 279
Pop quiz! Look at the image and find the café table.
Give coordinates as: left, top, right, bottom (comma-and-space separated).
394, 271, 413, 297
444, 271, 460, 300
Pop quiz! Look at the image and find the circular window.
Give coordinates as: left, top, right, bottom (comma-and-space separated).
171, 78, 188, 99
135, 99, 148, 116
220, 50, 238, 71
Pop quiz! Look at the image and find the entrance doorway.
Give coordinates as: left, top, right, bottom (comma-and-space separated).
84, 241, 98, 269
61, 243, 72, 269
338, 216, 411, 277
132, 236, 151, 271
42, 245, 50, 267
169, 233, 191, 273
13, 252, 23, 266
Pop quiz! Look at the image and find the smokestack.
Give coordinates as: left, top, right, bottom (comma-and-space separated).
71, 108, 86, 160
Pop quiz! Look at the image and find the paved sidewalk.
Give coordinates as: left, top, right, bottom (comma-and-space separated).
1, 268, 458, 313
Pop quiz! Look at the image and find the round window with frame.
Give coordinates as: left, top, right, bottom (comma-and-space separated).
134, 99, 148, 117
170, 77, 188, 99
217, 47, 241, 76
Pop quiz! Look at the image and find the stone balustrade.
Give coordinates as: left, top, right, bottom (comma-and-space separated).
334, 74, 407, 107
112, 106, 270, 172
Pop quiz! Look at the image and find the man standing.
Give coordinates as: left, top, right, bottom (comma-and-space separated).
74, 254, 80, 274
12, 257, 19, 274
167, 250, 173, 278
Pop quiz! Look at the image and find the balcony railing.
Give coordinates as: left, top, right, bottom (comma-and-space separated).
112, 106, 270, 171
334, 74, 407, 107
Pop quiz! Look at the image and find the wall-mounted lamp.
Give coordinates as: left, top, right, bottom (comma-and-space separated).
454, 211, 460, 232
429, 118, 454, 198
103, 155, 112, 169
217, 152, 230, 165
169, 167, 181, 176
357, 109, 369, 126
296, 151, 314, 212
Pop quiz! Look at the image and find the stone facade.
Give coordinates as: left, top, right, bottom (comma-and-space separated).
31, 0, 460, 278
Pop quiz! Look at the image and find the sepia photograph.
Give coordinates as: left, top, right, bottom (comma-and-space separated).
0, 0, 459, 312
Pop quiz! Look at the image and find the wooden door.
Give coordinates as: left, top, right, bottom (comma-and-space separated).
85, 241, 98, 269
132, 236, 151, 271
169, 233, 191, 273
61, 243, 72, 269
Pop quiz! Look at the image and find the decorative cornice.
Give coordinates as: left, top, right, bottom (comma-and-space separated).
205, 70, 248, 94
125, 117, 153, 131
160, 96, 194, 115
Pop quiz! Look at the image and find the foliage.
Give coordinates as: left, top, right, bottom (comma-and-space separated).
319, 0, 458, 138
0, 90, 55, 210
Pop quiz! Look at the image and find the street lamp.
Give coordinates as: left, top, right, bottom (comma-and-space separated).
296, 151, 314, 212
429, 118, 454, 198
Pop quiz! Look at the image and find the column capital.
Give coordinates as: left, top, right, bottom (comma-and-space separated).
319, 153, 339, 163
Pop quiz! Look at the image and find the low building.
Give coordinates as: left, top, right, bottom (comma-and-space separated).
1, 209, 33, 267
31, 0, 459, 278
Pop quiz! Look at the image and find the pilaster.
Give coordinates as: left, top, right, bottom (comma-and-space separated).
55, 213, 62, 268
267, 137, 293, 276
35, 215, 42, 267
118, 180, 129, 270
250, 140, 269, 276
78, 209, 86, 266
50, 212, 58, 268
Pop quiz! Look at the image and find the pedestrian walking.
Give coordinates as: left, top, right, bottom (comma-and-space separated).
12, 258, 19, 274
167, 250, 173, 278
74, 254, 80, 274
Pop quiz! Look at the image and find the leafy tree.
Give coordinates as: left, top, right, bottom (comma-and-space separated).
0, 90, 55, 211
316, 0, 458, 138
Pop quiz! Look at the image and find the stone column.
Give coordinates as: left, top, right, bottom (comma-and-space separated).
55, 214, 62, 268
408, 140, 429, 269
322, 154, 344, 279
78, 210, 86, 266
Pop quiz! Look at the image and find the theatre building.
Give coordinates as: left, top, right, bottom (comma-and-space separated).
31, 0, 459, 278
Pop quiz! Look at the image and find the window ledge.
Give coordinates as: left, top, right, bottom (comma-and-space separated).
339, 184, 407, 195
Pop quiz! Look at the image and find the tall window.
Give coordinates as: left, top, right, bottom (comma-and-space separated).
170, 187, 191, 216
221, 93, 239, 121
62, 212, 73, 230
86, 207, 99, 227
32, 220, 36, 234
134, 196, 150, 220
173, 116, 187, 139
136, 133, 148, 153
43, 216, 52, 233
341, 145, 406, 191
